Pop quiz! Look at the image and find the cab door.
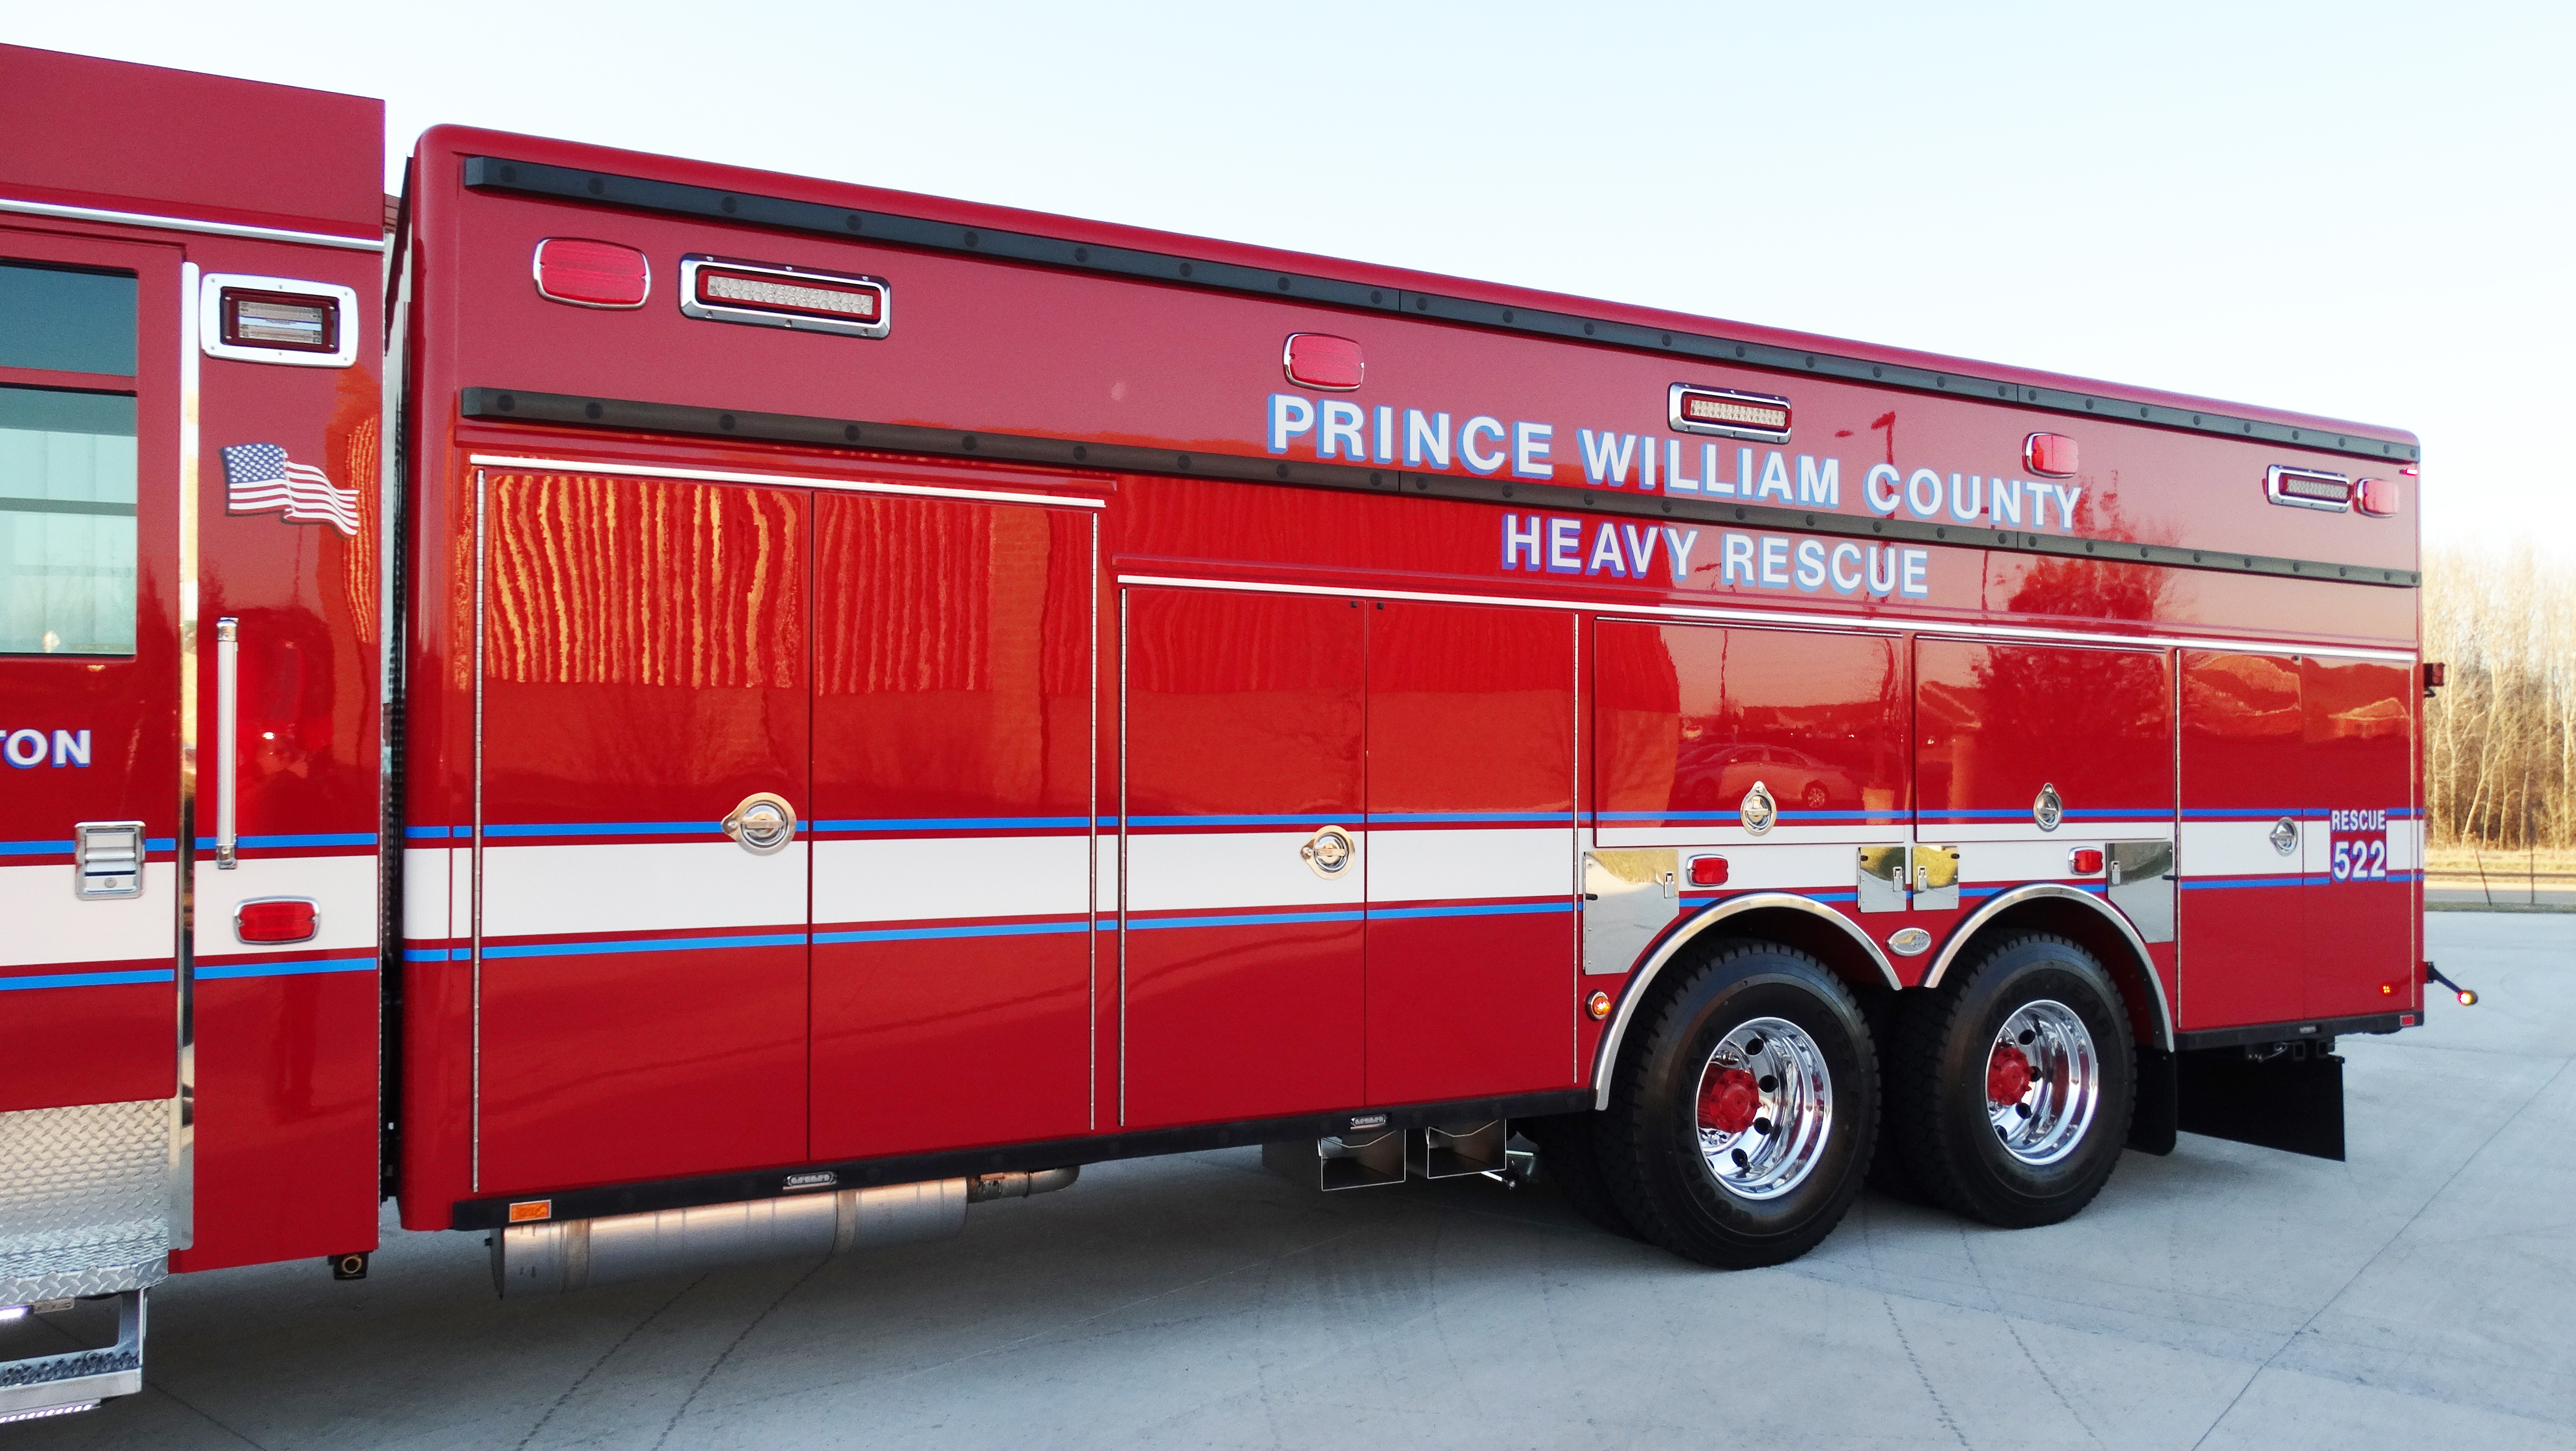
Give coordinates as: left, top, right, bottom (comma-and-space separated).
0, 231, 183, 1115
472, 466, 809, 1193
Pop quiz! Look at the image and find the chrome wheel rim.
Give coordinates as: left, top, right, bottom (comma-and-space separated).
1985, 999, 2099, 1166
1693, 1016, 1833, 1201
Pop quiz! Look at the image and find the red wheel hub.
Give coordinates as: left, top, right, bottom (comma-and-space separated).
1987, 1044, 2032, 1107
1697, 1066, 1761, 1134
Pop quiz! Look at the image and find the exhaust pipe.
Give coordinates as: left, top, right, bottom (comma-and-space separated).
490, 1168, 1078, 1298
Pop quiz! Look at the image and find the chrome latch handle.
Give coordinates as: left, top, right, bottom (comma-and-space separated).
722, 793, 798, 855
1300, 824, 1354, 879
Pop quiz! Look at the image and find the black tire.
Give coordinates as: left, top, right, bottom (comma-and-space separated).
1595, 939, 1878, 1269
1522, 1112, 1644, 1240
1890, 933, 2136, 1229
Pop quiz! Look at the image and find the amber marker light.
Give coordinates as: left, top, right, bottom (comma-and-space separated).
507, 1200, 553, 1223
1586, 991, 1613, 1021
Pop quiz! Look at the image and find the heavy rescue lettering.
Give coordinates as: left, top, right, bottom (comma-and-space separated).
1, 728, 90, 768
1502, 516, 1925, 597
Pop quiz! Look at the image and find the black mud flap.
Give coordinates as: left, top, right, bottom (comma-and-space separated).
2174, 1047, 2345, 1161
2128, 1046, 2177, 1155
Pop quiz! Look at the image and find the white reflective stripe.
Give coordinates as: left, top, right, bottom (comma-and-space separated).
0, 195, 386, 251
1367, 827, 1568, 902
2179, 820, 2305, 879
814, 835, 1087, 925
1117, 573, 2415, 663
0, 861, 177, 967
194, 853, 377, 957
1124, 830, 1362, 914
479, 842, 805, 939
1594, 822, 1908, 849
402, 847, 453, 942
1960, 838, 2131, 885
1921, 818, 2174, 845
467, 455, 1105, 509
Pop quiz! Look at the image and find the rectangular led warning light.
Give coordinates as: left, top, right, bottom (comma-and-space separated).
680, 254, 890, 338
2265, 464, 2353, 512
1668, 384, 1792, 443
199, 272, 360, 368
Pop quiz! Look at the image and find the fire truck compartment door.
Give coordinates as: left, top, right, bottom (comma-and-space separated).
1121, 587, 1366, 1129
472, 470, 810, 1195
808, 494, 1096, 1160
1, 230, 185, 1302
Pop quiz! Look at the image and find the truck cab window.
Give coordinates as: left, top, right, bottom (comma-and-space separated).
0, 386, 137, 654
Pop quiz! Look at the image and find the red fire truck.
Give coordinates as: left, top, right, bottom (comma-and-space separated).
1, 44, 2433, 1421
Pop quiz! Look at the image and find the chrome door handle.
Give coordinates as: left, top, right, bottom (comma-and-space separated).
1300, 825, 1354, 879
722, 793, 798, 855
215, 616, 238, 868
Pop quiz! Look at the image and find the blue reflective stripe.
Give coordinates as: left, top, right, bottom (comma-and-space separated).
192, 832, 378, 850
402, 947, 470, 962
1128, 908, 1367, 930
483, 932, 806, 959
2179, 876, 2309, 890
817, 919, 1088, 945
1124, 814, 1345, 829
1363, 811, 1573, 825
482, 821, 718, 838
403, 825, 465, 840
813, 816, 1089, 833
0, 839, 72, 856
197, 957, 374, 980
0, 967, 174, 991
1366, 901, 1574, 921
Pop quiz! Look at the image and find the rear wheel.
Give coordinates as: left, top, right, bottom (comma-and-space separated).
1596, 939, 1877, 1268
1890, 933, 2135, 1228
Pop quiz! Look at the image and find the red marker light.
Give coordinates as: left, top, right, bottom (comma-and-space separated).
534, 239, 650, 309
235, 897, 318, 944
2024, 433, 2079, 478
1284, 333, 1365, 391
2355, 477, 2399, 516
2069, 848, 2104, 875
1688, 854, 1730, 887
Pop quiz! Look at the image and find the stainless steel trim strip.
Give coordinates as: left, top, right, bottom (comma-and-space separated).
170, 262, 199, 1250
471, 469, 487, 1192
1589, 892, 1901, 1110
213, 619, 238, 869
0, 196, 385, 252
1115, 573, 2417, 664
464, 454, 1104, 510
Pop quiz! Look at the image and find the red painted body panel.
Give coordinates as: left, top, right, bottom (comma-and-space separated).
2177, 652, 2306, 1029
809, 492, 1096, 1158
1121, 587, 1365, 1127
0, 976, 174, 1113
2302, 657, 2418, 1020
1915, 640, 2174, 826
472, 472, 808, 1192
1363, 601, 1575, 1103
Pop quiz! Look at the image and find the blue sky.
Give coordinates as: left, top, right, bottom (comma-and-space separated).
12, 0, 2567, 554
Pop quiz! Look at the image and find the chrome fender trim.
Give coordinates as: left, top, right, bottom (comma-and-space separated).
1920, 884, 2174, 1050
1589, 892, 1900, 1110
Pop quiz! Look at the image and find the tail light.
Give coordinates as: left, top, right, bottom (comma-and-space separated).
2024, 432, 2080, 478
534, 239, 651, 309
235, 897, 318, 944
2068, 848, 2104, 875
1284, 333, 1365, 391
2355, 477, 2399, 516
1688, 854, 1730, 887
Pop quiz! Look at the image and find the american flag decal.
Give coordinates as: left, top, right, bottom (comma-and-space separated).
220, 443, 360, 537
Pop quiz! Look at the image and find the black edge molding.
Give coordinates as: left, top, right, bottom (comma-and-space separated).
464, 155, 2421, 468
460, 387, 2422, 589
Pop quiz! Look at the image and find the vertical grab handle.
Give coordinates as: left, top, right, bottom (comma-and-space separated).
215, 616, 238, 869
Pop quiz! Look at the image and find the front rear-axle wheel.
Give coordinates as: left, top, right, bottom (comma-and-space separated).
1892, 933, 2134, 1228
1595, 939, 1877, 1269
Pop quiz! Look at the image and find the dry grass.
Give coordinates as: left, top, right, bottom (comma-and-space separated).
2425, 546, 2576, 850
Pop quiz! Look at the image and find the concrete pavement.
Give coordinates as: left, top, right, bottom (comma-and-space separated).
16, 912, 2574, 1450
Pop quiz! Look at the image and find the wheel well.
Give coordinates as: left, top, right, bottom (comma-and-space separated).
1588, 899, 1899, 1107
1938, 898, 2171, 1050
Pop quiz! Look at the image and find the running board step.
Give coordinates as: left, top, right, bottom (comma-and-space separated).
0, 1290, 145, 1424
